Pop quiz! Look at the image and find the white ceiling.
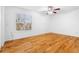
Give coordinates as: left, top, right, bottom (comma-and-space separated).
18, 6, 79, 13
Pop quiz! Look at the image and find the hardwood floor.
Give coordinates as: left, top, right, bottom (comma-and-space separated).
1, 33, 79, 53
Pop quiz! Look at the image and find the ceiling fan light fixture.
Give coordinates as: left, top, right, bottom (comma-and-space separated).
47, 10, 53, 15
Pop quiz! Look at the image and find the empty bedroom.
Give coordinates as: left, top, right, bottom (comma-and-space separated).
0, 6, 79, 53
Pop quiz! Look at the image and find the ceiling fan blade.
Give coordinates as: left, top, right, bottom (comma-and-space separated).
53, 11, 57, 14
54, 8, 60, 10
38, 11, 48, 15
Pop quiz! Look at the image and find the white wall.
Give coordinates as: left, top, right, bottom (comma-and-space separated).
49, 9, 79, 37
0, 7, 1, 47
5, 7, 50, 40
0, 7, 6, 47
5, 6, 79, 42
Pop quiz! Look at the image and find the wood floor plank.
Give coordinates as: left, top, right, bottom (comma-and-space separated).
1, 33, 79, 53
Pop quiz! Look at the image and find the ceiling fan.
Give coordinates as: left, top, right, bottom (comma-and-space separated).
39, 6, 60, 15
